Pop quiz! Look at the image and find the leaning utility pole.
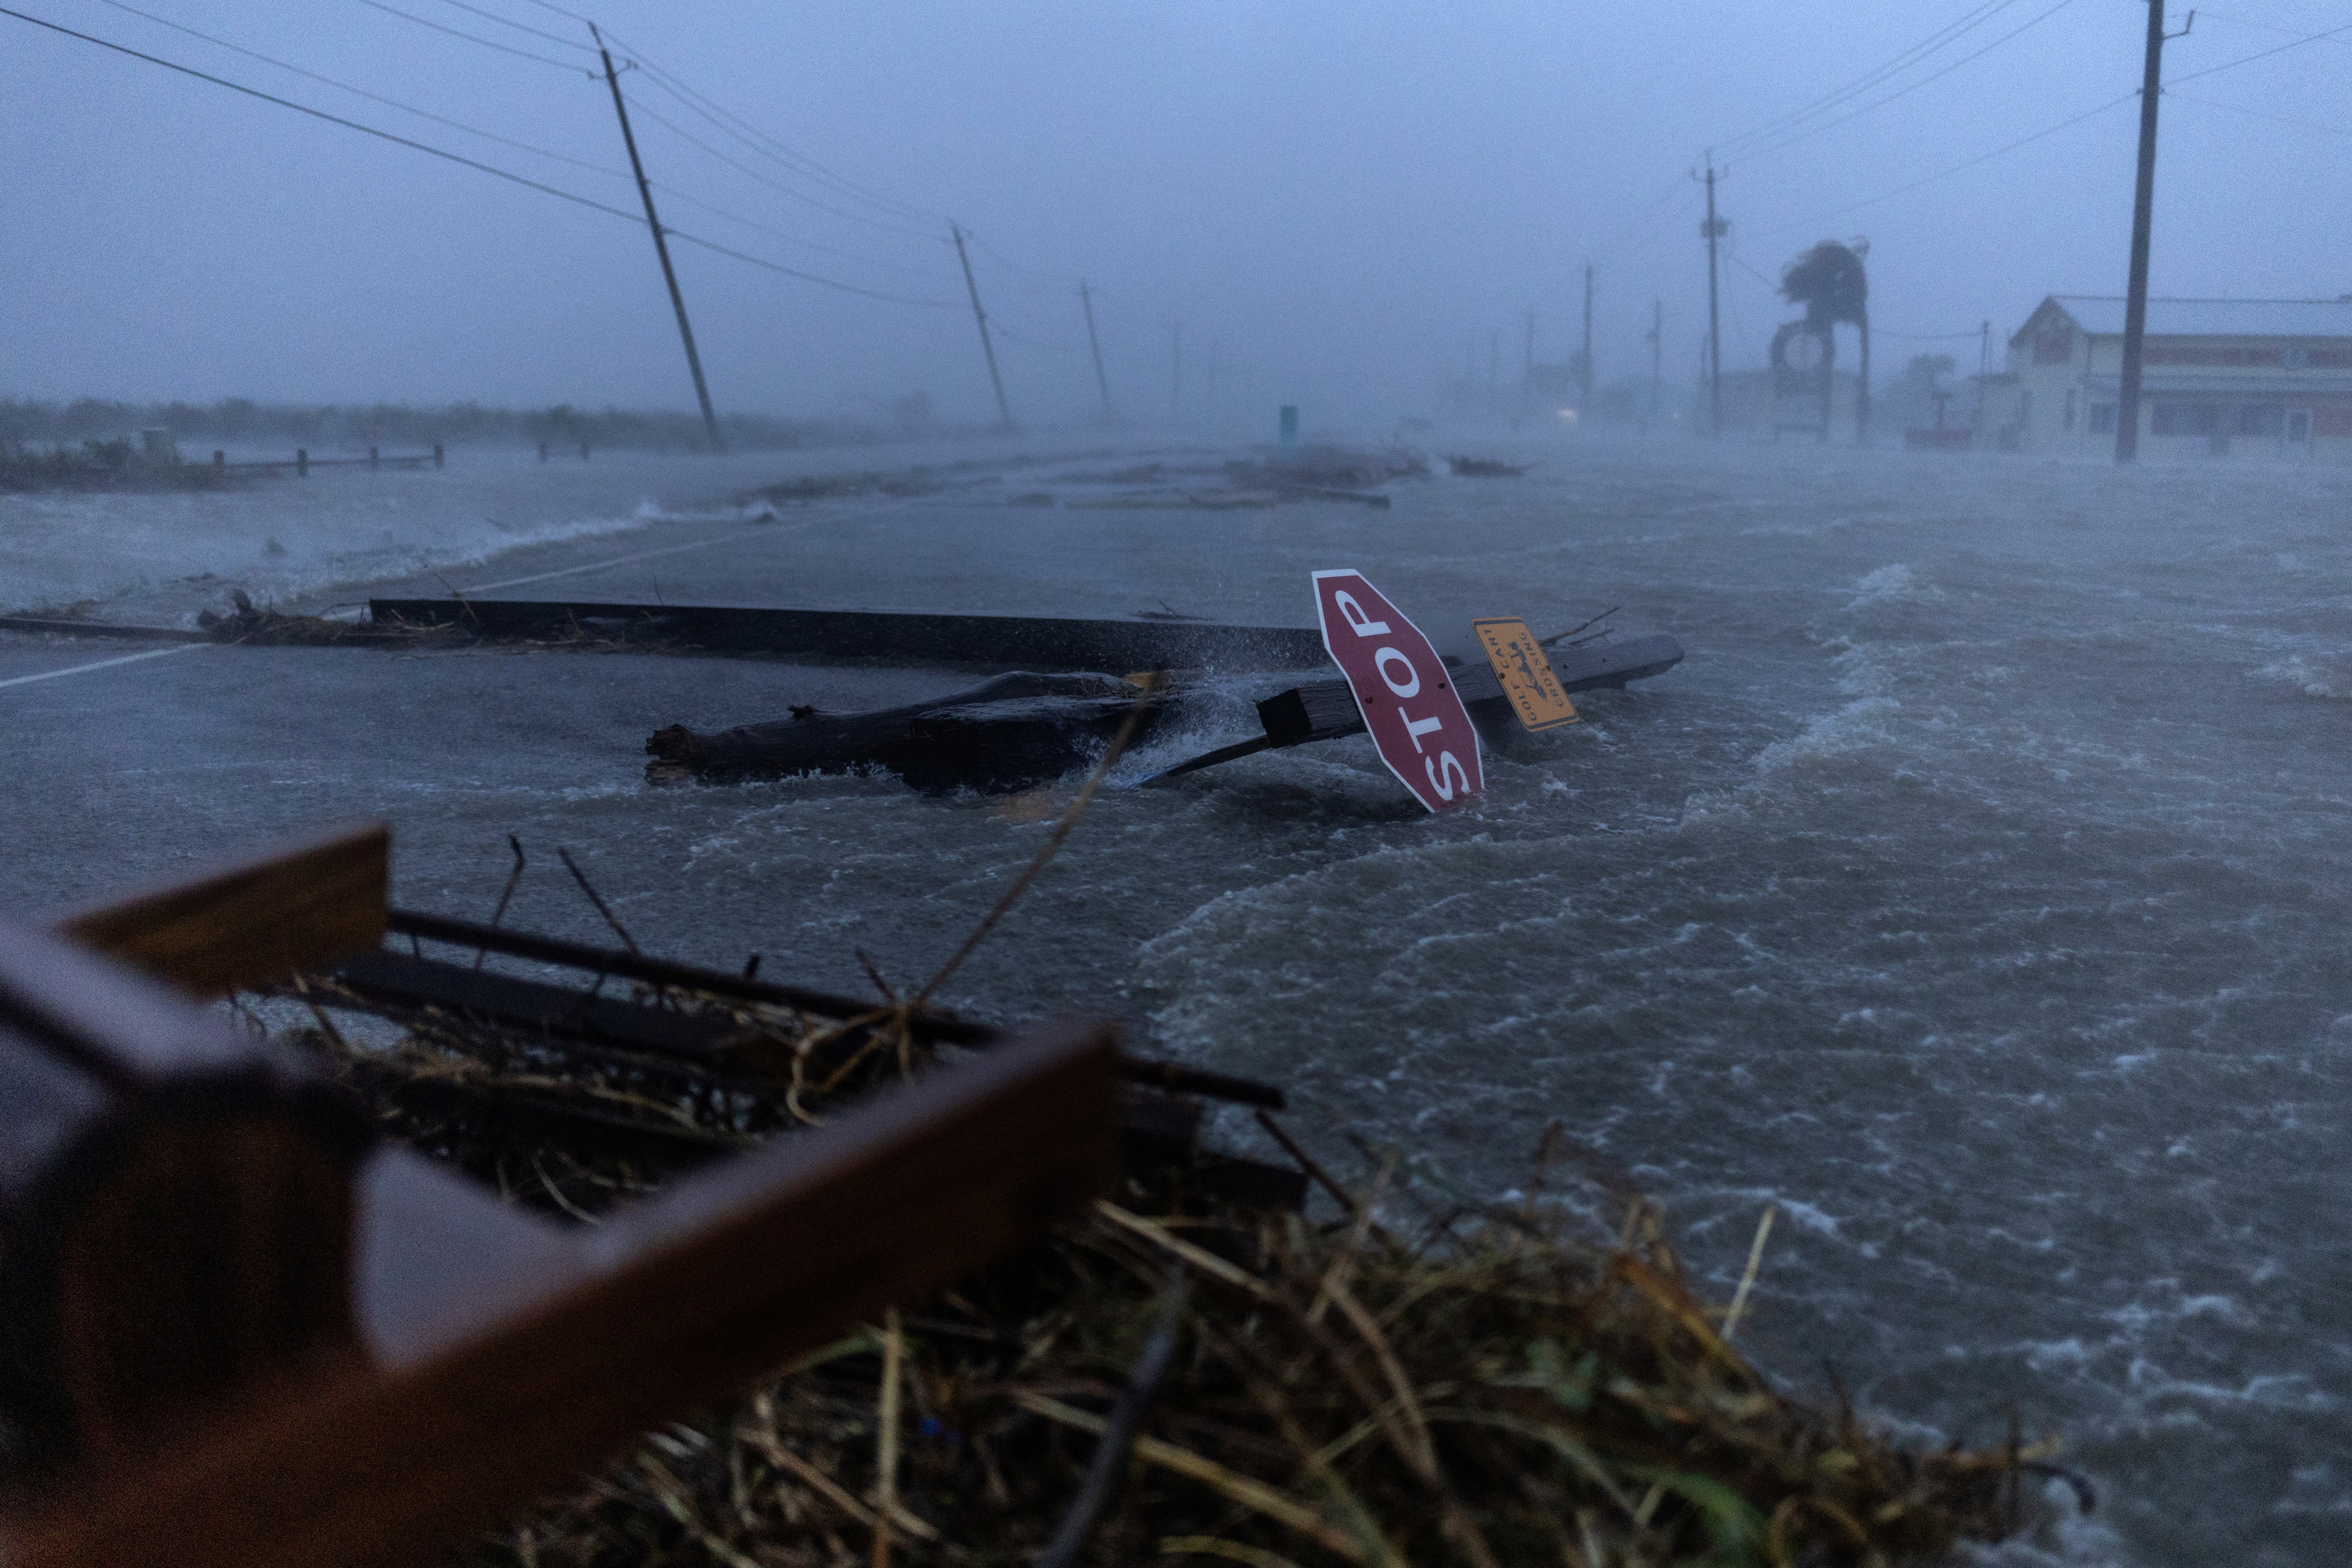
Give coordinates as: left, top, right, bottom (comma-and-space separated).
1579, 263, 1594, 410
949, 223, 1014, 431
594, 26, 722, 454
1698, 157, 1728, 441
1079, 282, 1116, 426
2115, 0, 2191, 462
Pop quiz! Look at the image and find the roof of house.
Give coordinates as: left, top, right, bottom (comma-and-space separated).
2033, 295, 2352, 339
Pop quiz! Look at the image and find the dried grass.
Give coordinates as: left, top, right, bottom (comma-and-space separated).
288, 1004, 2055, 1568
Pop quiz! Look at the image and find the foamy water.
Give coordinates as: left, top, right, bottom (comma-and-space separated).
10, 437, 2350, 1565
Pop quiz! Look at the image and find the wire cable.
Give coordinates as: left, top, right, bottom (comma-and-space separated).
0, 6, 964, 308
621, 90, 944, 240
1759, 89, 2136, 235
349, 0, 591, 73
1714, 0, 2024, 157
606, 34, 941, 226
432, 0, 595, 51
2165, 18, 2352, 86
1733, 0, 2080, 166
88, 0, 629, 180
2167, 89, 2352, 137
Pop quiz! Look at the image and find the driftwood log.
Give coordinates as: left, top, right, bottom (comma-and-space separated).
647, 672, 1165, 792
644, 633, 1685, 793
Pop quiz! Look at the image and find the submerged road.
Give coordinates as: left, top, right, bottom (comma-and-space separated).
6, 439, 2352, 1566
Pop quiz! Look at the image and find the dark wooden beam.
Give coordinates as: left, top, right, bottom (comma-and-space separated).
11, 1019, 1118, 1568
54, 821, 389, 996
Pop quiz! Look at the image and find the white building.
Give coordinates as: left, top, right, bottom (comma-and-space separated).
1985, 295, 2352, 462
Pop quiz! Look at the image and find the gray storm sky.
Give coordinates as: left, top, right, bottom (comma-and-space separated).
2, 0, 2345, 427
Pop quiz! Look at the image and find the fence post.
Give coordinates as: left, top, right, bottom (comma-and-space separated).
213, 451, 225, 472
296, 449, 308, 478
368, 446, 379, 472
432, 443, 444, 470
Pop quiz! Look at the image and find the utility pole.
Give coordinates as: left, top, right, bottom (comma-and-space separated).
2115, 0, 2191, 462
1579, 263, 1594, 411
1171, 322, 1182, 427
1649, 298, 1663, 430
1079, 282, 1115, 427
1977, 318, 1991, 429
949, 223, 1014, 431
594, 26, 721, 454
1697, 156, 1728, 441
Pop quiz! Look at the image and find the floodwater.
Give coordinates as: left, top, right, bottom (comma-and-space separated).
5, 436, 2350, 1566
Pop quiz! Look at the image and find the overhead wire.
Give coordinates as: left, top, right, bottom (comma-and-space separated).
77, 0, 950, 284
1759, 90, 2138, 235
0, 6, 963, 308
87, 0, 630, 181
430, 0, 595, 51
601, 32, 942, 227
620, 89, 945, 240
2166, 90, 2352, 137
1731, 0, 2082, 166
1759, 13, 2352, 234
1713, 0, 2026, 157
349, 0, 591, 73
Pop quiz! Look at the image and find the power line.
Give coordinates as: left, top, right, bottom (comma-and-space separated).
0, 6, 963, 308
1715, 0, 2026, 157
89, 0, 629, 181
2165, 17, 2352, 84
2168, 89, 2352, 137
1760, 89, 2136, 235
432, 0, 595, 51
604, 32, 941, 227
1733, 0, 2081, 166
349, 0, 591, 73
621, 90, 943, 240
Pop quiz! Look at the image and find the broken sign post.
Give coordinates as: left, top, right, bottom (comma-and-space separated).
1312, 569, 1482, 811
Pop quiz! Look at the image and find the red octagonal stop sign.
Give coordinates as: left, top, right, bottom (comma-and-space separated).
1312, 569, 1483, 812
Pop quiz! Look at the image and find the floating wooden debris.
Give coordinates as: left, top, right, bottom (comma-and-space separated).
1445, 454, 1538, 477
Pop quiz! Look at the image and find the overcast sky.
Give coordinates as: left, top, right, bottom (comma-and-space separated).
2, 0, 2345, 427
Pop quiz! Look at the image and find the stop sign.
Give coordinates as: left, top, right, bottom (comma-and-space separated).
1311, 569, 1483, 812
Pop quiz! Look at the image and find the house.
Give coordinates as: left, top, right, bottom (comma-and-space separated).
1988, 295, 2352, 460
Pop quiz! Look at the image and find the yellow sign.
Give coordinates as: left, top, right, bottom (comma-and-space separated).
1473, 617, 1579, 732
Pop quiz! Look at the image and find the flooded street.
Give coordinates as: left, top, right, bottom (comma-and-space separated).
6, 437, 2349, 1565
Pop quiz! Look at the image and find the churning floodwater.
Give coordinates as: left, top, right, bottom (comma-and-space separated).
5, 436, 2348, 1566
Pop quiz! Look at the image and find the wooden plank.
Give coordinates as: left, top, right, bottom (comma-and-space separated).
10, 1018, 1119, 1568
55, 821, 390, 996
0, 918, 372, 1481
384, 906, 996, 1045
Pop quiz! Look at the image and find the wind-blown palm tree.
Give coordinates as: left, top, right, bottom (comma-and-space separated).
1781, 240, 1871, 443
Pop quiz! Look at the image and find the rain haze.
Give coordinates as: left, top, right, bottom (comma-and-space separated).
3, 4, 2352, 1568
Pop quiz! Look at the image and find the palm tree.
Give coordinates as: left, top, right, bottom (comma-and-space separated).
1781, 241, 1871, 444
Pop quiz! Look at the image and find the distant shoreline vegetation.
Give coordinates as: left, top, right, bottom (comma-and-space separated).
0, 436, 236, 494
0, 392, 949, 467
